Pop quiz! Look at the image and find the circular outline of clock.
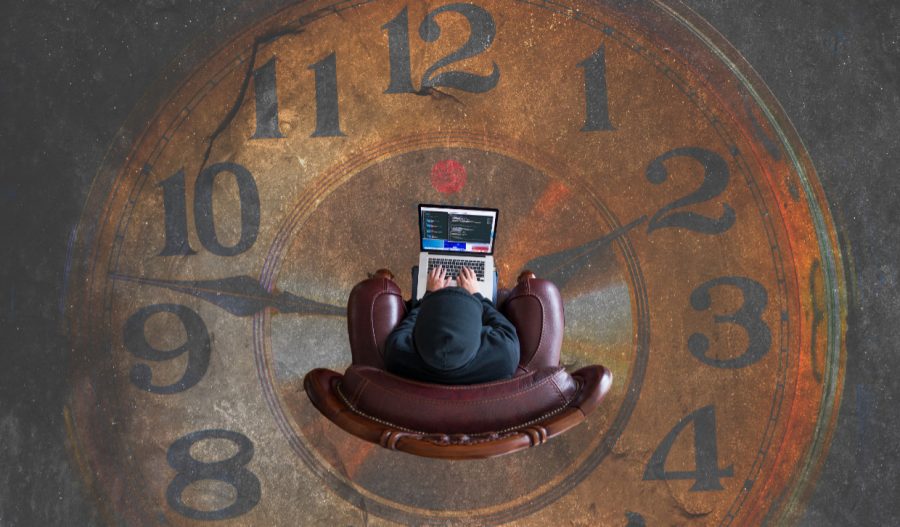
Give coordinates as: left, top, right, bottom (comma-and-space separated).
64, 1, 847, 525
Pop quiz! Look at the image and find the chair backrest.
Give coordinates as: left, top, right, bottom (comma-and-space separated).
340, 365, 578, 434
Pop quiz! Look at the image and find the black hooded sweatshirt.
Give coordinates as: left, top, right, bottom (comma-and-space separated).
383, 287, 520, 385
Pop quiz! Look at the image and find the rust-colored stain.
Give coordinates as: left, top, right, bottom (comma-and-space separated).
65, 0, 846, 525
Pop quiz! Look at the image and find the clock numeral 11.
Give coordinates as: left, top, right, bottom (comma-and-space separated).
382, 4, 501, 94
251, 53, 344, 139
159, 162, 260, 257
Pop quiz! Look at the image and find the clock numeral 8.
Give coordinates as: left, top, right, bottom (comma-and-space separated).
166, 429, 261, 520
688, 276, 772, 369
124, 303, 211, 394
159, 162, 260, 257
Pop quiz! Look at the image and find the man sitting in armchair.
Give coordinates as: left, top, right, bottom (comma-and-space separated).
384, 265, 520, 385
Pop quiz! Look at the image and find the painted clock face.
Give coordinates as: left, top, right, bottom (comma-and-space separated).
66, 0, 846, 525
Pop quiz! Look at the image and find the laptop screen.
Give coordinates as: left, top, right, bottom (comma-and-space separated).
419, 204, 498, 255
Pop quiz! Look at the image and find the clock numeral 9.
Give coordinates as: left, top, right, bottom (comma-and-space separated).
646, 147, 736, 234
644, 405, 734, 491
383, 4, 500, 94
166, 429, 261, 520
124, 303, 211, 394
688, 276, 771, 369
159, 162, 260, 257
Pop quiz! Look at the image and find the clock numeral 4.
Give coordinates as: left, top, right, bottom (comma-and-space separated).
643, 405, 734, 491
166, 429, 261, 520
383, 4, 500, 94
124, 303, 211, 394
159, 162, 260, 257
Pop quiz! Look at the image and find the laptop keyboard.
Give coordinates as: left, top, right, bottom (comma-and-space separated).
428, 258, 485, 281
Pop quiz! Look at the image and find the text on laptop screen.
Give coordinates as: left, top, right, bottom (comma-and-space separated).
420, 206, 496, 253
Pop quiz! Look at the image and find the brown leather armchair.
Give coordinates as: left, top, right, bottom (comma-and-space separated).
304, 270, 612, 459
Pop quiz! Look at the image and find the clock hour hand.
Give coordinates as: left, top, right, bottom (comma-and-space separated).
108, 274, 344, 317
522, 215, 647, 289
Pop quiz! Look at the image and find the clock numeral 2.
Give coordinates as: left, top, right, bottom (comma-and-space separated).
159, 162, 260, 257
124, 303, 211, 394
252, 54, 344, 139
646, 147, 735, 234
644, 405, 734, 491
688, 276, 772, 369
167, 429, 261, 520
383, 4, 500, 94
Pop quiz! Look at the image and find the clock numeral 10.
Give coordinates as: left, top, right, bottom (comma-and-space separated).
159, 162, 260, 257
166, 429, 261, 520
643, 405, 734, 491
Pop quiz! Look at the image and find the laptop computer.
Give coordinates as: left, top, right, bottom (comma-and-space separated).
416, 204, 498, 301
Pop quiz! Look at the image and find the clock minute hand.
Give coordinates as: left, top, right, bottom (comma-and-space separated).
522, 215, 647, 289
108, 274, 345, 317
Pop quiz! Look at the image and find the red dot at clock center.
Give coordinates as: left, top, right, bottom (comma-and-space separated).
430, 159, 467, 194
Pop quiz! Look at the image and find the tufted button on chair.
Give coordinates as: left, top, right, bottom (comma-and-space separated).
304, 270, 612, 459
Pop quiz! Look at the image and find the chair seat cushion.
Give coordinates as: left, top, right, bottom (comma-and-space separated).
339, 365, 579, 435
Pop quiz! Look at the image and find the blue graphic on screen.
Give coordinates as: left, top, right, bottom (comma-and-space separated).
421, 208, 495, 253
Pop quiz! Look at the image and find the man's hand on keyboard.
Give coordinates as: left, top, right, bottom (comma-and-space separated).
457, 266, 480, 295
426, 265, 453, 292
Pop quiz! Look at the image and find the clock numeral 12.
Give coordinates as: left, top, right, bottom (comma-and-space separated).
383, 4, 500, 94
252, 54, 344, 139
166, 429, 261, 520
159, 162, 260, 257
643, 405, 734, 491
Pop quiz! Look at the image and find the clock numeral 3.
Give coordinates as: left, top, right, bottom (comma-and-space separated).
643, 405, 734, 491
166, 429, 261, 520
688, 276, 772, 369
159, 162, 260, 256
124, 303, 211, 394
383, 4, 500, 94
646, 147, 736, 234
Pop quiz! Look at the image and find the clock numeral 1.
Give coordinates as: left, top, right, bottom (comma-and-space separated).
166, 429, 261, 520
382, 4, 500, 94
579, 43, 615, 131
643, 405, 734, 491
124, 303, 211, 394
159, 162, 260, 257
